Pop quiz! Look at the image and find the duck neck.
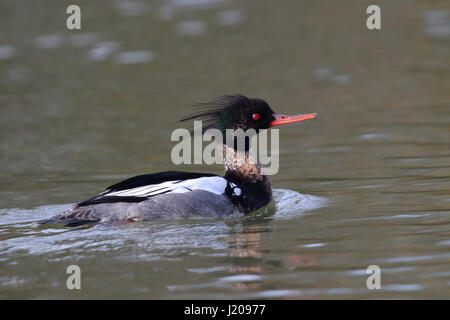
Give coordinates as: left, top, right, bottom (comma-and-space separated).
222, 145, 272, 190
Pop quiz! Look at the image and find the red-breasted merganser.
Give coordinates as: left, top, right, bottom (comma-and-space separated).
40, 95, 317, 227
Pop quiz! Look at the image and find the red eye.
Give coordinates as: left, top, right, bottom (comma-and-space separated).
252, 113, 260, 120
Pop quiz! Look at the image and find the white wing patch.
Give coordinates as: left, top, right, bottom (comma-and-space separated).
105, 176, 229, 198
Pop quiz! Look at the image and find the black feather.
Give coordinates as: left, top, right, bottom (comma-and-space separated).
73, 171, 218, 206
77, 196, 149, 207
179, 94, 275, 134
179, 94, 252, 133
106, 171, 218, 191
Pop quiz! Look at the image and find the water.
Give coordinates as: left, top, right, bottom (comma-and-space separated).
1, 0, 450, 299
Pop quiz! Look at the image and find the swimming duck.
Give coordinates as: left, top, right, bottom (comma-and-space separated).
40, 95, 317, 226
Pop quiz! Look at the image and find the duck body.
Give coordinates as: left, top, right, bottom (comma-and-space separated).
40, 170, 272, 226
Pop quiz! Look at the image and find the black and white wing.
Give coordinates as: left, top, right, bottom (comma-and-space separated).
76, 171, 240, 207
38, 171, 245, 226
